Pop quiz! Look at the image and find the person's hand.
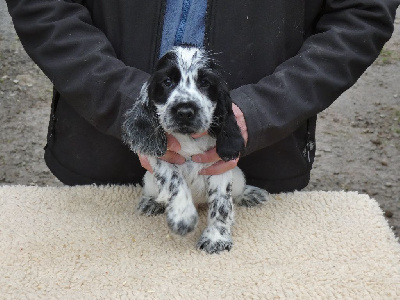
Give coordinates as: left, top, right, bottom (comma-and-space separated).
139, 104, 247, 175
138, 134, 185, 173
192, 103, 248, 175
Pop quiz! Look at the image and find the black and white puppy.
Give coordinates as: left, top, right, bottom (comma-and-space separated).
123, 46, 269, 254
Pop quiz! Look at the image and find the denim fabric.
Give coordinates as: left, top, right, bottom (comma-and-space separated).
160, 0, 207, 57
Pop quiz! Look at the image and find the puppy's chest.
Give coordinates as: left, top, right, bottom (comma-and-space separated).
173, 134, 215, 203
173, 134, 216, 158
175, 161, 207, 203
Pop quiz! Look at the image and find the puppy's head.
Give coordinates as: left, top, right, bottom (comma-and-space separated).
148, 46, 223, 135
123, 46, 244, 160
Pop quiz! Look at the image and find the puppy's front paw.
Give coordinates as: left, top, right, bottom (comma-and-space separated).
197, 226, 233, 254
167, 204, 198, 236
137, 196, 166, 216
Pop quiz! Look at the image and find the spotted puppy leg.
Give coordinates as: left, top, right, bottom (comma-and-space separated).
147, 157, 198, 236
137, 171, 166, 216
197, 171, 234, 254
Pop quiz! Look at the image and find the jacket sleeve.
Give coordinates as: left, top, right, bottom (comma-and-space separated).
231, 0, 399, 156
5, 0, 150, 140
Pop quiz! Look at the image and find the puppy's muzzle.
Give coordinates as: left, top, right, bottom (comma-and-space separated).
171, 102, 200, 133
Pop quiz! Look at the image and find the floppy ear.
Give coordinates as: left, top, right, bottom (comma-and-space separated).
122, 83, 167, 157
209, 83, 245, 162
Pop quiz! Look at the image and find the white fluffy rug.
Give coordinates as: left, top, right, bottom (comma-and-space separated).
1, 185, 399, 299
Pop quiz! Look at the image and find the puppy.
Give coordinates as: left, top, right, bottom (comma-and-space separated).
123, 45, 269, 254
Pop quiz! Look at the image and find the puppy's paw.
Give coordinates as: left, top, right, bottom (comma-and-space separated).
167, 204, 198, 236
234, 185, 269, 207
197, 226, 233, 254
137, 196, 166, 216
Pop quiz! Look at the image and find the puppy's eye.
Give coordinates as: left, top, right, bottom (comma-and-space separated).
199, 78, 210, 88
162, 78, 174, 88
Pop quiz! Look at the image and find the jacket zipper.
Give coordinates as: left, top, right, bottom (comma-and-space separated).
44, 88, 60, 149
302, 118, 315, 167
204, 0, 215, 50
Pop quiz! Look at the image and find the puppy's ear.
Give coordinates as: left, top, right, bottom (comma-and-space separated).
209, 83, 245, 162
122, 83, 167, 157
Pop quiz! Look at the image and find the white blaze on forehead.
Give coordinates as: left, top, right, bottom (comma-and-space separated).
173, 47, 207, 74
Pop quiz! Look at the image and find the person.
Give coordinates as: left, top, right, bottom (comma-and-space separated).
5, 0, 399, 193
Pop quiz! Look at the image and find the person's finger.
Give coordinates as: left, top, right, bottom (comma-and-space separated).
167, 134, 181, 152
191, 131, 208, 139
198, 158, 239, 175
160, 150, 186, 165
191, 147, 220, 164
138, 153, 153, 173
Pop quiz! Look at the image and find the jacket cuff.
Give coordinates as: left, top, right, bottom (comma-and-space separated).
230, 88, 262, 157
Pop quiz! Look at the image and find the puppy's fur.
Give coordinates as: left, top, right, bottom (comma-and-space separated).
123, 46, 269, 254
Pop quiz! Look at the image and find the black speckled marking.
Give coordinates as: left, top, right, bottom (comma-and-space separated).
137, 196, 166, 216
154, 173, 166, 186
226, 183, 232, 194
208, 188, 218, 197
234, 185, 268, 207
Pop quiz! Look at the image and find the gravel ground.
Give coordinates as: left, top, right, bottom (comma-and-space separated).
1, 2, 399, 239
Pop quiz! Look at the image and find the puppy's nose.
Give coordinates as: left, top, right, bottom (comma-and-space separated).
176, 107, 195, 121
173, 102, 198, 122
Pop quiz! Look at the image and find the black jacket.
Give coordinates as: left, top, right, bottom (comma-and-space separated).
6, 0, 399, 192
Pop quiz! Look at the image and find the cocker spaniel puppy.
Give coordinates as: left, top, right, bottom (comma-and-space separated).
123, 45, 269, 254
